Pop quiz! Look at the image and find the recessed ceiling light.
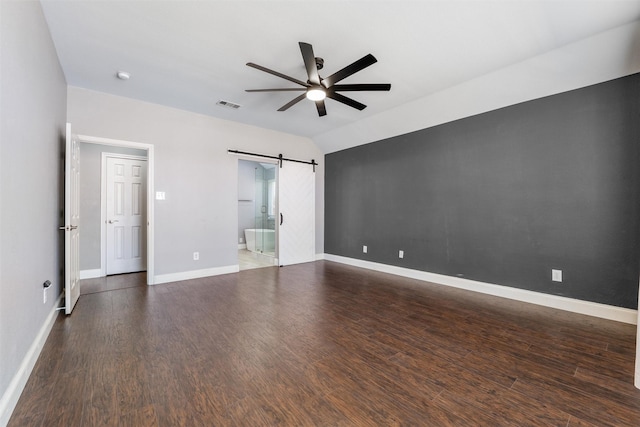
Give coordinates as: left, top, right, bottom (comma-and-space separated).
116, 71, 130, 80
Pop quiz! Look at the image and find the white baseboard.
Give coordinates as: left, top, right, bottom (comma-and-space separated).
0, 295, 62, 427
323, 254, 638, 325
153, 265, 240, 285
315, 253, 326, 261
79, 268, 102, 279
238, 244, 247, 250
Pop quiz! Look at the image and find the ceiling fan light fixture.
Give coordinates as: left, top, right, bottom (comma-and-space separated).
306, 87, 326, 101
246, 42, 390, 116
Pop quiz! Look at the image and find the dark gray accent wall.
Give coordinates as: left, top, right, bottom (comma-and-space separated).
325, 73, 640, 309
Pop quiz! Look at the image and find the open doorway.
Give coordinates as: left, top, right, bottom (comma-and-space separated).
238, 159, 277, 270
77, 134, 155, 285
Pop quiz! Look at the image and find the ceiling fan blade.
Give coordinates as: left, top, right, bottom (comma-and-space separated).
327, 91, 367, 110
245, 88, 306, 92
322, 54, 377, 87
315, 100, 327, 117
299, 42, 321, 86
246, 62, 308, 87
277, 94, 307, 111
332, 83, 391, 92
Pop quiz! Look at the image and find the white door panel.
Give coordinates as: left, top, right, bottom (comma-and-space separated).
106, 156, 147, 275
278, 162, 315, 266
64, 123, 80, 314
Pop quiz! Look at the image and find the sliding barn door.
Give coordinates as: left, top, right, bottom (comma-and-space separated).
278, 162, 315, 266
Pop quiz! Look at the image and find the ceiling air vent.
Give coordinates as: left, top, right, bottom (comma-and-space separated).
216, 100, 241, 109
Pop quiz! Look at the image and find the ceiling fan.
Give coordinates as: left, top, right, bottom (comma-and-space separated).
245, 42, 391, 117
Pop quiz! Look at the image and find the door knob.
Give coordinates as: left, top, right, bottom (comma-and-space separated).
59, 225, 79, 231
108, 219, 119, 224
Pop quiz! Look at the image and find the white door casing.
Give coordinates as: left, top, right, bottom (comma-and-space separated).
64, 123, 81, 314
79, 134, 154, 285
278, 161, 315, 266
105, 155, 147, 275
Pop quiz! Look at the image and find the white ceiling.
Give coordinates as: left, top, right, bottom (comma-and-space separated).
40, 0, 640, 153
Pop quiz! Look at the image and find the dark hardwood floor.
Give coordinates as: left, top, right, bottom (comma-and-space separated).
79, 272, 148, 295
9, 261, 640, 426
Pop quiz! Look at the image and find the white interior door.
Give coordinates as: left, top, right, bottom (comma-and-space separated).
278, 161, 315, 266
105, 156, 147, 275
63, 123, 80, 314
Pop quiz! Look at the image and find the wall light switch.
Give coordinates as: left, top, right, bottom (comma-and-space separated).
363, 245, 368, 254
155, 191, 166, 200
399, 250, 404, 259
552, 269, 562, 282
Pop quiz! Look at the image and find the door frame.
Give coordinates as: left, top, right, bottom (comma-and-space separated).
101, 153, 149, 277
78, 134, 156, 285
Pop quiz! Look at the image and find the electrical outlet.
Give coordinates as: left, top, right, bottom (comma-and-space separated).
399, 250, 404, 259
552, 269, 562, 282
363, 245, 368, 254
239, 237, 244, 243
193, 252, 200, 261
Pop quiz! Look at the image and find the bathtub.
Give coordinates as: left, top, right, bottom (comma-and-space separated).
244, 228, 275, 253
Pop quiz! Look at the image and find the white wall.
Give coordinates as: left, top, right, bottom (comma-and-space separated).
0, 1, 67, 424
67, 87, 324, 279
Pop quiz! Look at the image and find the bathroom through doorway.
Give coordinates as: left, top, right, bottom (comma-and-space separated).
237, 159, 277, 270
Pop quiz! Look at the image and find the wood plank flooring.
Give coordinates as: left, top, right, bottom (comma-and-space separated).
9, 261, 640, 426
78, 272, 148, 295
